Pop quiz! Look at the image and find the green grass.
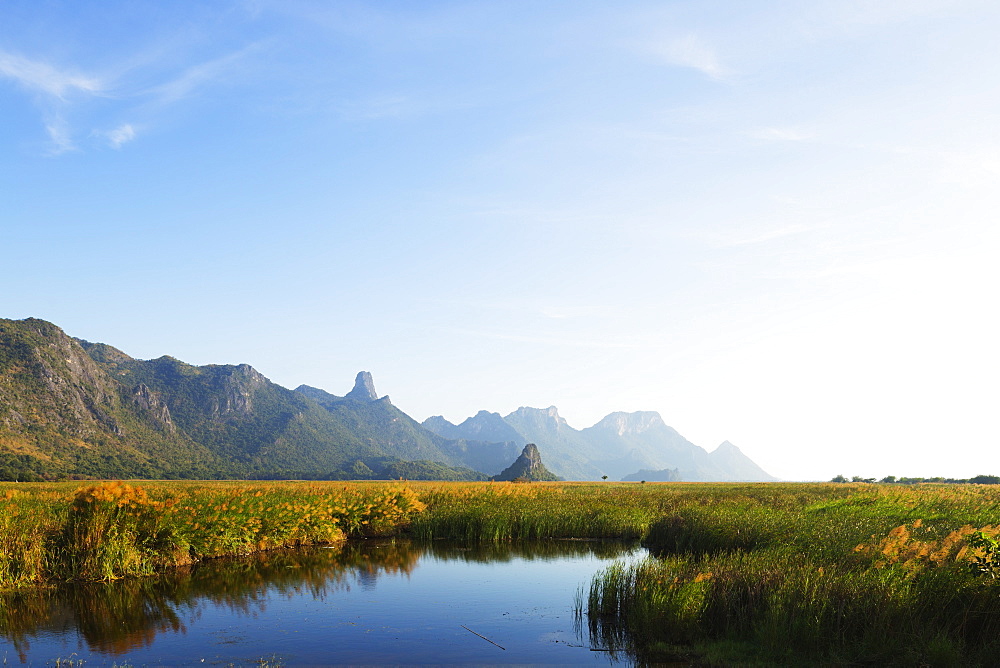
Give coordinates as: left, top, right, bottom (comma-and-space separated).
407, 481, 661, 541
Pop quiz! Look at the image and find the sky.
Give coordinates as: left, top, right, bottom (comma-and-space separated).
3, 1, 999, 481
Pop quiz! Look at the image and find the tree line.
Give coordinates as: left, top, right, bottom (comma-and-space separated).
830, 474, 1000, 484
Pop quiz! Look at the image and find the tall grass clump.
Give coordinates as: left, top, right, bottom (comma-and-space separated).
59, 482, 179, 581
0, 488, 63, 586
0, 480, 428, 586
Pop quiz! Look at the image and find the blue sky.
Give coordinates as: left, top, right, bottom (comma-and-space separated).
3, 0, 999, 480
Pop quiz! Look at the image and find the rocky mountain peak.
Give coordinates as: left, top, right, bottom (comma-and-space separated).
422, 415, 455, 431
506, 406, 569, 429
234, 363, 266, 384
346, 371, 379, 402
493, 443, 561, 481
594, 411, 666, 436
461, 410, 514, 433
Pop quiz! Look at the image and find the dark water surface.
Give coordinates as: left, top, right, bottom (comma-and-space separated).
0, 540, 642, 666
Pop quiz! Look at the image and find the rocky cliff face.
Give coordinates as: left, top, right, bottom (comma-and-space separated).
0, 318, 123, 440
591, 411, 666, 436
130, 383, 174, 432
210, 364, 268, 417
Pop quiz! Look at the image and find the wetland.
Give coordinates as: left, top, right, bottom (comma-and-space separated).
3, 480, 1000, 665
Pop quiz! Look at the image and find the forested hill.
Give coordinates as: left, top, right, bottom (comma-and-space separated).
0, 318, 503, 481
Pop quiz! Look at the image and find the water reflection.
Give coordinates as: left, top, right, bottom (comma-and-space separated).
0, 539, 636, 663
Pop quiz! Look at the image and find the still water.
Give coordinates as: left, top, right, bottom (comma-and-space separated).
0, 540, 643, 666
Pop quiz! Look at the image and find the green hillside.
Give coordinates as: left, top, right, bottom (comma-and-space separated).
0, 318, 498, 481
0, 319, 229, 480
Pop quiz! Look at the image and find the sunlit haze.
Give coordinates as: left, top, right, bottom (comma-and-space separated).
3, 1, 998, 481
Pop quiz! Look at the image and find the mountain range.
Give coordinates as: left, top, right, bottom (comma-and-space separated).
423, 408, 775, 481
0, 317, 775, 482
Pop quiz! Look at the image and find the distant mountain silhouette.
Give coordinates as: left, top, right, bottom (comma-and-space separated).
424, 408, 776, 482
0, 316, 776, 482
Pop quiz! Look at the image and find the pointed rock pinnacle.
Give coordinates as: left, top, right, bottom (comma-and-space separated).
346, 371, 378, 402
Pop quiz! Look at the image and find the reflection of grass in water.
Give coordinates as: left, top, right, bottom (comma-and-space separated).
0, 539, 628, 661
423, 538, 639, 563
0, 544, 382, 657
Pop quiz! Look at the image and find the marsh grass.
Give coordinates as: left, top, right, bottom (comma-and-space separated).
583, 483, 1000, 666
0, 481, 426, 585
62, 482, 174, 580
0, 488, 63, 586
407, 481, 661, 541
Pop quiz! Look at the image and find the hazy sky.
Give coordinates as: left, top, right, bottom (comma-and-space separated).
3, 1, 998, 481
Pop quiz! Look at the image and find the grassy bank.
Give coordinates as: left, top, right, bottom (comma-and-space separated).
0, 480, 425, 584
3, 480, 1000, 664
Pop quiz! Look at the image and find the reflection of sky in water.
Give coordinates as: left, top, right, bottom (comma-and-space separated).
0, 541, 643, 666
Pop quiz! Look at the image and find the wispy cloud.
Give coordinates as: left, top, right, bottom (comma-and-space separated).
147, 42, 264, 105
44, 118, 77, 155
651, 34, 729, 80
102, 123, 137, 149
3, 41, 264, 155
1, 49, 108, 154
0, 50, 105, 99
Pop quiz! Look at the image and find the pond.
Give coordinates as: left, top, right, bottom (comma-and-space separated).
0, 540, 644, 666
